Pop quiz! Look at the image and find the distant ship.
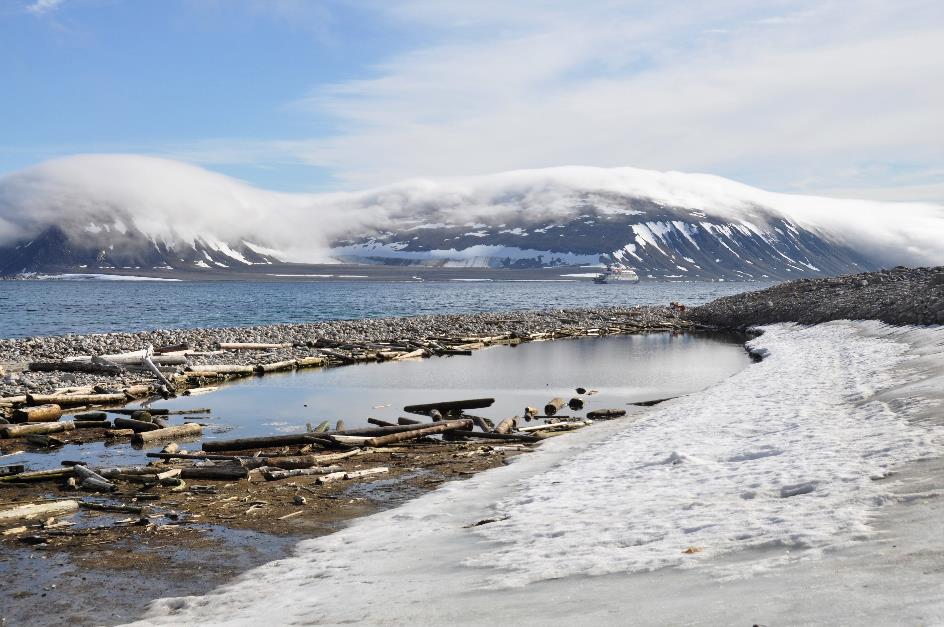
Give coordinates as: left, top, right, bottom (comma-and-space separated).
593, 264, 640, 284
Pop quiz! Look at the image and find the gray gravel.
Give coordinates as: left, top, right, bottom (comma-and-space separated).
1, 306, 684, 397
687, 266, 944, 329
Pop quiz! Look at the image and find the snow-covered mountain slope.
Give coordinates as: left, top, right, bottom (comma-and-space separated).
1, 155, 942, 278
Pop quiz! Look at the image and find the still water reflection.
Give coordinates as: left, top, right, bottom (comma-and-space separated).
18, 333, 751, 470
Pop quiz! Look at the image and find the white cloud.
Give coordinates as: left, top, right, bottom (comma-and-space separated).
272, 0, 944, 201
26, 0, 65, 15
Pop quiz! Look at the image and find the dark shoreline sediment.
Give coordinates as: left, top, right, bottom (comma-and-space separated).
687, 266, 944, 329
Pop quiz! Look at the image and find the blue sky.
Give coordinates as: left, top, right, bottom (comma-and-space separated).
2, 0, 943, 200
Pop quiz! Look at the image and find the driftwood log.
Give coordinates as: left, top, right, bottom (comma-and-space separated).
0, 421, 75, 438
180, 464, 249, 480
494, 417, 518, 434
113, 417, 161, 433
403, 398, 495, 416
262, 465, 343, 481
132, 423, 202, 445
363, 419, 471, 447
544, 398, 566, 415
0, 500, 79, 522
586, 409, 627, 419
26, 393, 127, 407
12, 404, 62, 423
202, 433, 328, 452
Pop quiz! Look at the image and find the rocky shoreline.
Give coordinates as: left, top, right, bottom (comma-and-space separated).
0, 306, 690, 399
688, 266, 944, 328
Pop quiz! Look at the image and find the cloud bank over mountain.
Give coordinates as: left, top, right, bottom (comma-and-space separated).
1, 154, 942, 271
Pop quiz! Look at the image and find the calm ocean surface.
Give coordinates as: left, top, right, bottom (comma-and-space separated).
0, 279, 774, 338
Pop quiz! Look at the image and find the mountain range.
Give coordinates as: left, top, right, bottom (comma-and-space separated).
1, 155, 941, 280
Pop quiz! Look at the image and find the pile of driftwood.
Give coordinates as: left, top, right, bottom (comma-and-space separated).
0, 405, 210, 446
0, 391, 641, 540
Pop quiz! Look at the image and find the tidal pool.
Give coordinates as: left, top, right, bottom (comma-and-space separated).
14, 332, 751, 470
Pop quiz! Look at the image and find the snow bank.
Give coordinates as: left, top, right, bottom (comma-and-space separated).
136, 321, 944, 625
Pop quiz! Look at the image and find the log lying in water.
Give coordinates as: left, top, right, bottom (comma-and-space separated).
132, 423, 202, 445
73, 464, 116, 492
217, 342, 292, 350
74, 411, 108, 420
26, 393, 127, 407
368, 418, 397, 427
0, 500, 79, 522
0, 421, 75, 438
586, 408, 627, 419
202, 433, 328, 452
568, 397, 585, 411
12, 404, 62, 423
254, 360, 297, 374
397, 416, 423, 425
403, 398, 494, 416
544, 397, 566, 415
296, 356, 327, 368
113, 417, 161, 433
363, 419, 471, 447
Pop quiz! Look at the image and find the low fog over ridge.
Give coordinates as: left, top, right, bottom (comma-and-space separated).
1, 154, 942, 269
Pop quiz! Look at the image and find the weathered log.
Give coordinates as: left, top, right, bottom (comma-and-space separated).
524, 406, 539, 417
344, 467, 389, 480
314, 420, 330, 433
74, 411, 108, 420
467, 415, 492, 432
392, 349, 425, 360
630, 397, 676, 407
0, 421, 75, 438
438, 349, 472, 356
586, 409, 627, 419
186, 364, 255, 375
315, 471, 347, 484
518, 421, 590, 432
451, 430, 540, 442
143, 350, 175, 391
123, 384, 154, 398
113, 417, 161, 433
0, 467, 74, 482
575, 387, 587, 395
367, 418, 397, 427
0, 464, 27, 477
26, 393, 126, 407
79, 501, 143, 514
202, 433, 327, 452
73, 464, 116, 492
335, 420, 346, 432
397, 416, 423, 425
29, 361, 122, 375
217, 342, 292, 350
265, 455, 323, 470
131, 410, 153, 422
403, 398, 495, 416
262, 465, 343, 481
363, 419, 471, 447
494, 417, 518, 434
429, 409, 444, 422
12, 404, 62, 423
0, 500, 79, 522
132, 423, 202, 445
544, 397, 566, 415
328, 434, 371, 446
180, 464, 248, 480
568, 397, 585, 411
254, 360, 297, 374
296, 356, 326, 368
